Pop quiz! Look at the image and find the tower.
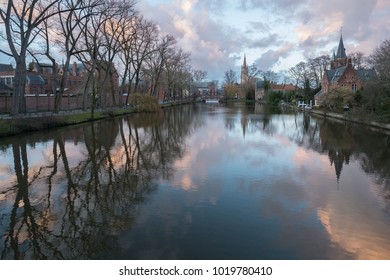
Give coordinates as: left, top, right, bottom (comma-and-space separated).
241, 54, 248, 84
331, 30, 348, 69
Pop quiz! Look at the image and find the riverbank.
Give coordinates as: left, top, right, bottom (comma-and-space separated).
0, 100, 191, 137
290, 105, 390, 131
0, 108, 132, 137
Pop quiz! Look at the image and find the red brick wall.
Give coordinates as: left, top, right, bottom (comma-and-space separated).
0, 95, 128, 114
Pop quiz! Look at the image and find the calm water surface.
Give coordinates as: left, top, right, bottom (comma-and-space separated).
1, 104, 390, 259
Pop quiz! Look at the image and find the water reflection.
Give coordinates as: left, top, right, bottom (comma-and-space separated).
0, 106, 201, 259
1, 104, 390, 259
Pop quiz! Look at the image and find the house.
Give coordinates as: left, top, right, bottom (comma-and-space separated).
315, 33, 377, 106
191, 82, 212, 96
0, 63, 48, 96
29, 61, 86, 95
270, 83, 299, 94
0, 82, 12, 96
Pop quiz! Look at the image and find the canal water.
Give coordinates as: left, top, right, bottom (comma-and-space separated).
1, 103, 390, 260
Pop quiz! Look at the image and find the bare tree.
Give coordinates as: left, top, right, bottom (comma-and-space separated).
307, 55, 330, 89
223, 69, 237, 85
0, 0, 64, 115
349, 52, 368, 70
164, 48, 191, 100
97, 0, 137, 107
192, 69, 207, 82
261, 70, 279, 83
144, 34, 176, 97
130, 16, 158, 96
53, 0, 103, 113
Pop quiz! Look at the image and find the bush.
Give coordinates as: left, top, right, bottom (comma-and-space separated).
129, 93, 161, 112
266, 91, 283, 105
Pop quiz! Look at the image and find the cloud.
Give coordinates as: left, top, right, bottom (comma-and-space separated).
137, 0, 390, 81
253, 44, 294, 70
139, 0, 249, 80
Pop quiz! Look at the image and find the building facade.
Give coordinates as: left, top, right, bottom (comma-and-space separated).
315, 34, 376, 106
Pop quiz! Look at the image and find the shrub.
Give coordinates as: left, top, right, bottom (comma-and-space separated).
129, 93, 161, 112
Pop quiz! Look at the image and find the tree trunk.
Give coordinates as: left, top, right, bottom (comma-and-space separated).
12, 59, 27, 115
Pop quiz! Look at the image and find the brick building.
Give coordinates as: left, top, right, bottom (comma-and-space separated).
0, 60, 120, 113
315, 34, 377, 106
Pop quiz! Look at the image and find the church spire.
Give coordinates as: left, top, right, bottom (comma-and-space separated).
241, 54, 248, 84
336, 29, 347, 59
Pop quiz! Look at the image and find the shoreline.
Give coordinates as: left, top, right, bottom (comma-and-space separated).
0, 100, 191, 138
2, 101, 390, 137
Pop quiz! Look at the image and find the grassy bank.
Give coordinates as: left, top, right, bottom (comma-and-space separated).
0, 108, 136, 137
0, 98, 193, 137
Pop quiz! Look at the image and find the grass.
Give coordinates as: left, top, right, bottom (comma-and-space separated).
0, 119, 11, 136
0, 107, 137, 137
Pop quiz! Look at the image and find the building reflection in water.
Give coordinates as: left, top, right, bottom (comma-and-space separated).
0, 104, 390, 259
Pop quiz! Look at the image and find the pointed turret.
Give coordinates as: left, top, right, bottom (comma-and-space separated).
336, 32, 347, 59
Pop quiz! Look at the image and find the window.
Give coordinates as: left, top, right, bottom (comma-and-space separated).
352, 84, 357, 92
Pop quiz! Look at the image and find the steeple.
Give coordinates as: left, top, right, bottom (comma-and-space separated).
336, 29, 347, 59
241, 54, 248, 84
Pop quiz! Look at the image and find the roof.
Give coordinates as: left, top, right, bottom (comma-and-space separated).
26, 74, 45, 85
325, 66, 377, 84
0, 63, 14, 72
0, 82, 12, 91
336, 34, 347, 59
325, 66, 347, 83
270, 83, 298, 91
356, 68, 377, 81
192, 82, 211, 88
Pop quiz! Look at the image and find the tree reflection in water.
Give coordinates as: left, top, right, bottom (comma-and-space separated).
0, 106, 201, 259
1, 104, 390, 259
236, 104, 390, 206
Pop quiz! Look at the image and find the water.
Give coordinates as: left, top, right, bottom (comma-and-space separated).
1, 103, 390, 259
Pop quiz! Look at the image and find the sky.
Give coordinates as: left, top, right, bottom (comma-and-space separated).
138, 0, 390, 81
1, 0, 389, 82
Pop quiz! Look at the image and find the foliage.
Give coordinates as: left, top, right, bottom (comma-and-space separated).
266, 91, 283, 105
369, 38, 390, 89
284, 91, 297, 103
129, 93, 161, 112
357, 81, 390, 122
224, 84, 242, 99
321, 87, 356, 112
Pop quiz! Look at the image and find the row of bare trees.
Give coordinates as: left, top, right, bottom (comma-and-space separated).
0, 0, 199, 116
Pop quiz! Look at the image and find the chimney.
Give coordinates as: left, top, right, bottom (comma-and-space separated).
73, 62, 77, 76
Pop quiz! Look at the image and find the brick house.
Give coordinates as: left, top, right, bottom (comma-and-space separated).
0, 61, 120, 112
315, 34, 377, 106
